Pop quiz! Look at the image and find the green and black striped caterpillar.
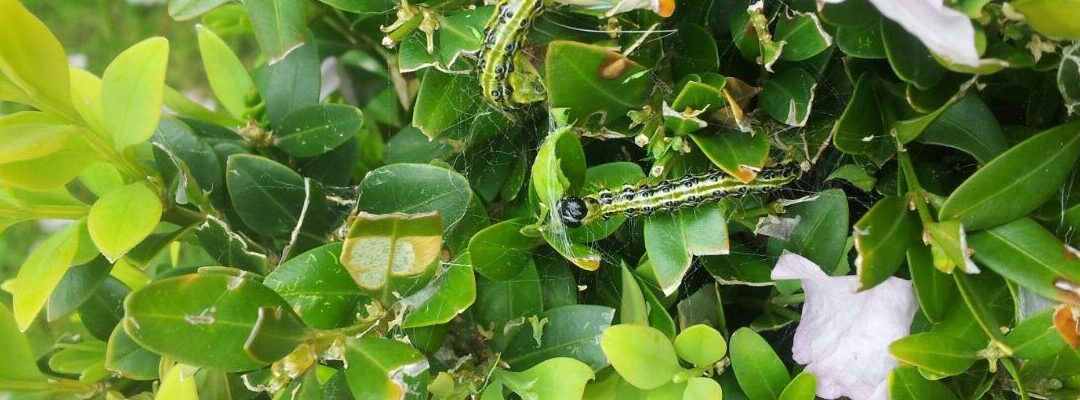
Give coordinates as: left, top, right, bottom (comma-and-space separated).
556, 164, 803, 228
478, 0, 545, 109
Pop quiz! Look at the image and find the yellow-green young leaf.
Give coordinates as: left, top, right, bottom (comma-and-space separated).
0, 0, 75, 119
155, 365, 199, 400
340, 212, 443, 303
498, 358, 595, 400
11, 221, 82, 331
0, 135, 98, 191
0, 303, 45, 382
69, 68, 106, 136
778, 371, 817, 400
78, 163, 125, 197
673, 324, 727, 367
102, 37, 169, 149
88, 183, 163, 262
0, 111, 80, 164
1011, 0, 1080, 39
600, 324, 682, 390
197, 24, 255, 119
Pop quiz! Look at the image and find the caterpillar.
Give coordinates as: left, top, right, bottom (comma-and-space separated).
478, 0, 545, 109
556, 164, 803, 228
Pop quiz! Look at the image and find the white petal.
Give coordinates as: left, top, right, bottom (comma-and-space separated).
868, 0, 980, 67
772, 252, 919, 400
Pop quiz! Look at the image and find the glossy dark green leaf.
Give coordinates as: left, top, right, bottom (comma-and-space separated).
1006, 308, 1067, 360
356, 163, 472, 232
888, 332, 980, 378
344, 337, 430, 400
691, 130, 770, 182
907, 246, 955, 323
78, 276, 128, 341
775, 12, 832, 61
398, 6, 491, 73
769, 189, 849, 270
671, 24, 719, 78
917, 94, 1008, 164
760, 67, 817, 127
730, 327, 791, 400
47, 256, 110, 322
264, 242, 366, 329
105, 323, 160, 381
258, 39, 320, 126
244, 0, 306, 63
939, 122, 1080, 230
469, 218, 542, 280
504, 304, 614, 371
835, 21, 886, 59
677, 283, 725, 333
545, 41, 650, 122
226, 154, 326, 239
888, 365, 959, 400
412, 70, 509, 141
968, 218, 1080, 305
832, 75, 893, 161
536, 254, 577, 309
475, 262, 543, 346
645, 205, 728, 295
401, 260, 477, 328
703, 245, 774, 286
123, 270, 308, 371
881, 19, 945, 90
854, 196, 921, 290
195, 217, 270, 274
274, 104, 363, 157
153, 117, 223, 191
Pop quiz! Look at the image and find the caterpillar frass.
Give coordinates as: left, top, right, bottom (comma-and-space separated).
556, 163, 803, 228
478, 0, 545, 109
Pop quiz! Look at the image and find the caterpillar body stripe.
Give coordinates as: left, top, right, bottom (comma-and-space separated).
478, 0, 544, 109
556, 164, 802, 228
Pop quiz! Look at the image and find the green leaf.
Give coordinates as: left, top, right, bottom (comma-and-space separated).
600, 324, 682, 390
11, 221, 82, 331
344, 337, 430, 400
939, 122, 1080, 230
1006, 309, 1067, 360
158, 365, 199, 400
258, 39, 320, 126
671, 24, 720, 77
274, 104, 363, 157
78, 276, 129, 341
48, 256, 110, 322
340, 212, 442, 303
545, 41, 650, 122
69, 68, 106, 134
498, 358, 595, 400
778, 371, 816, 400
729, 327, 791, 400
88, 183, 163, 262
673, 324, 727, 367
835, 20, 886, 59
532, 128, 601, 271
504, 305, 615, 371
690, 130, 770, 182
906, 246, 955, 324
881, 19, 945, 90
169, 0, 230, 20
768, 189, 850, 270
0, 111, 80, 164
226, 154, 325, 239
244, 0, 307, 63
401, 259, 476, 328
469, 218, 541, 280
832, 74, 893, 162
398, 6, 491, 73
645, 205, 728, 295
357, 163, 472, 232
197, 24, 256, 119
105, 324, 160, 381
968, 218, 1080, 305
619, 262, 649, 326
760, 67, 817, 127
775, 11, 832, 61
264, 242, 366, 329
411, 70, 508, 140
0, 128, 98, 191
0, 0, 75, 119
102, 37, 169, 149
1011, 0, 1080, 39
152, 117, 223, 191
917, 94, 1008, 164
0, 302, 45, 382
889, 332, 980, 378
685, 377, 723, 400
475, 262, 543, 346
854, 196, 921, 290
888, 365, 959, 400
123, 270, 308, 371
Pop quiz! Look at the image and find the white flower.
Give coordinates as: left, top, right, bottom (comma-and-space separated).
771, 252, 919, 400
821, 0, 980, 67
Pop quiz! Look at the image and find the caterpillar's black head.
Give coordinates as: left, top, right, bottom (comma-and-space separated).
556, 197, 589, 228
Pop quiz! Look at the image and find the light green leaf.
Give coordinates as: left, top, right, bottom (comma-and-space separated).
939, 122, 1080, 230
1011, 0, 1080, 39
11, 221, 82, 331
729, 327, 791, 400
888, 332, 980, 378
645, 205, 728, 295
0, 0, 75, 119
778, 371, 816, 400
601, 324, 682, 390
402, 259, 477, 328
1005, 309, 1067, 360
344, 337, 430, 400
673, 324, 727, 367
498, 358, 595, 400
156, 365, 199, 400
169, 0, 230, 20
197, 24, 256, 119
102, 37, 169, 149
0, 302, 45, 382
88, 183, 163, 262
0, 111, 80, 164
0, 131, 98, 191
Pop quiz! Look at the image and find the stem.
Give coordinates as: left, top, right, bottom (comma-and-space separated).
897, 152, 934, 224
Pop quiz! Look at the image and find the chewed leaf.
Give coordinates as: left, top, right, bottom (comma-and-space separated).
341, 212, 443, 302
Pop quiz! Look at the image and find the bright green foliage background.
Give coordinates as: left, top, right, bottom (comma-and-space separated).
1, 0, 1080, 399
